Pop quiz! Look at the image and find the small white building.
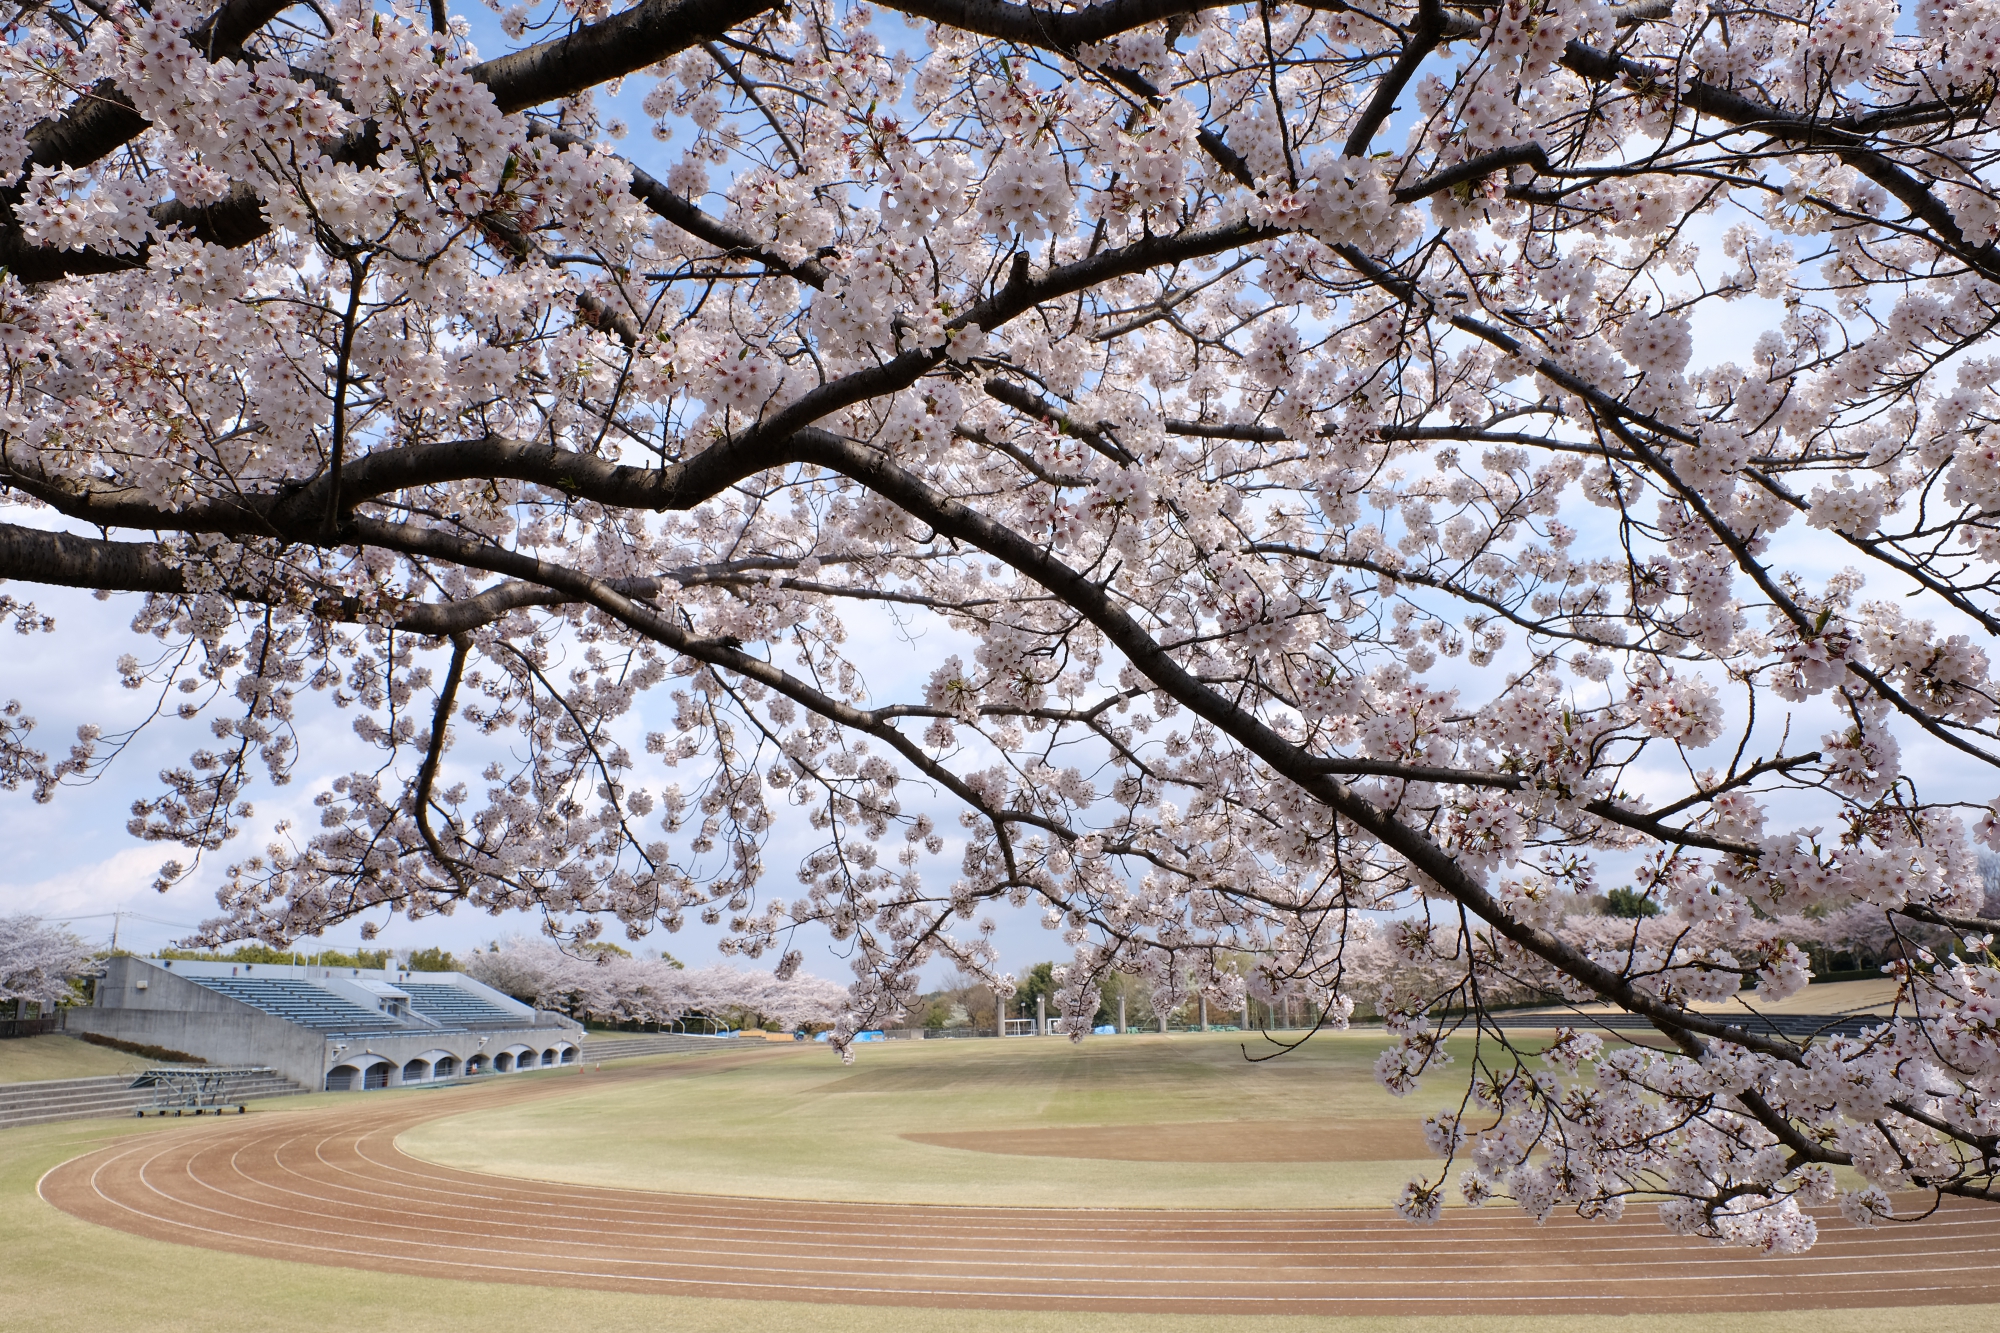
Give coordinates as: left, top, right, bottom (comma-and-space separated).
73, 956, 582, 1091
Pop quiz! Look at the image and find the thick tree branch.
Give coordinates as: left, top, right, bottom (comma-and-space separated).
0, 523, 186, 594
1342, 0, 1443, 158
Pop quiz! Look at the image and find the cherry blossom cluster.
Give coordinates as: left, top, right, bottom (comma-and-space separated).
0, 915, 94, 1006
464, 936, 850, 1027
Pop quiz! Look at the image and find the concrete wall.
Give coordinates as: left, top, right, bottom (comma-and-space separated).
73, 956, 581, 1091
315, 1026, 578, 1088
70, 956, 326, 1087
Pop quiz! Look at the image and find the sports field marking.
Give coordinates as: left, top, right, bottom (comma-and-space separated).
50, 1118, 2000, 1305
36, 1064, 2000, 1315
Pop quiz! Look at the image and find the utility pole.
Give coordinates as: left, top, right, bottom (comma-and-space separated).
995, 994, 1004, 1036
1199, 995, 1208, 1031
1036, 993, 1046, 1036
1117, 994, 1126, 1034
109, 910, 121, 952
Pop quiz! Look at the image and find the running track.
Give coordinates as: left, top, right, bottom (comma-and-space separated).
36, 1060, 2000, 1314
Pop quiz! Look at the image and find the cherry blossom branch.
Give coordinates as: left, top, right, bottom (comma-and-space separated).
411, 631, 474, 891
1341, 0, 1443, 157
1554, 37, 1991, 276
772, 434, 1817, 1064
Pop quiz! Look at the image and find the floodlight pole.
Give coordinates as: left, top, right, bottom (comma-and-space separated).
1117, 994, 1126, 1035
1036, 994, 1046, 1037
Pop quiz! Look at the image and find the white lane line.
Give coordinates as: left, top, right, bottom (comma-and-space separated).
37, 1107, 2000, 1311
62, 1145, 2000, 1301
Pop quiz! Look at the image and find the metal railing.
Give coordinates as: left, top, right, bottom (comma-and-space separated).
130, 1066, 282, 1115
0, 1016, 61, 1039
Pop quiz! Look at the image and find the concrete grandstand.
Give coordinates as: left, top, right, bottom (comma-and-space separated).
70, 956, 583, 1092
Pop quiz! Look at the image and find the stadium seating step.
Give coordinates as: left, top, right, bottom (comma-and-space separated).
0, 1068, 311, 1130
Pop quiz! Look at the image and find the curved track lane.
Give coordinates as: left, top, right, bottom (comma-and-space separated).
38, 1066, 2000, 1314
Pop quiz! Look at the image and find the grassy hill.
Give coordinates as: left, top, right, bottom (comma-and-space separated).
0, 1034, 154, 1084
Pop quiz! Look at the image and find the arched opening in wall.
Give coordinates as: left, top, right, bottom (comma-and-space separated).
402, 1059, 430, 1082
433, 1055, 458, 1078
465, 1055, 485, 1075
541, 1049, 557, 1066
494, 1052, 514, 1072
559, 1047, 577, 1064
325, 1065, 358, 1091
363, 1064, 389, 1090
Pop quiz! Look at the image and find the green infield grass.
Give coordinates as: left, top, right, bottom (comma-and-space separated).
404, 1030, 1449, 1208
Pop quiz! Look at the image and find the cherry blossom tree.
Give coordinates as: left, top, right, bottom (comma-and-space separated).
5, 0, 2000, 1249
0, 915, 93, 1006
466, 937, 844, 1026
681, 959, 851, 1027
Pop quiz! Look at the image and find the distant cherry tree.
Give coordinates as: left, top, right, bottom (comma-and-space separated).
466, 937, 844, 1027
0, 916, 92, 1007
4, 0, 2000, 1248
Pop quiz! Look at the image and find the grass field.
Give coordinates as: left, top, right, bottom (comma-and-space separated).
393, 1025, 1848, 1209
7, 1036, 2000, 1332
401, 1031, 1455, 1208
0, 1033, 155, 1083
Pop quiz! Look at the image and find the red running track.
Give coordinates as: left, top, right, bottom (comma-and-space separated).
36, 1066, 2000, 1315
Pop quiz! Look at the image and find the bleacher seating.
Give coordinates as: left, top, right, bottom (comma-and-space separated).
191, 977, 404, 1036
396, 982, 521, 1027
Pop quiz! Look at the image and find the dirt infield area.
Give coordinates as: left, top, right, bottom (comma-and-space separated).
903, 1120, 1433, 1162
34, 1060, 2000, 1317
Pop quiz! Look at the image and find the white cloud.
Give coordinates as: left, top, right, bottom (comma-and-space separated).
0, 845, 165, 917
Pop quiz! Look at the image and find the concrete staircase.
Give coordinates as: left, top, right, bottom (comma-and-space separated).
0, 1067, 309, 1130
579, 1033, 745, 1061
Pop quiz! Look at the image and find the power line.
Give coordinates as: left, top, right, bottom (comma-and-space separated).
48, 908, 376, 954
127, 911, 209, 929
42, 910, 201, 927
